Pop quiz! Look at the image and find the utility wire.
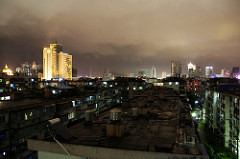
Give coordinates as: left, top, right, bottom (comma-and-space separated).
48, 128, 77, 159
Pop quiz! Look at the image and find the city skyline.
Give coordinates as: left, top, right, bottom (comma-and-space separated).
1, 0, 240, 76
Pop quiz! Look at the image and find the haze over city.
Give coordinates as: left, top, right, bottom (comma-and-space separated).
1, 0, 240, 76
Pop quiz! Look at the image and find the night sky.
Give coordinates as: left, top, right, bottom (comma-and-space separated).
1, 0, 240, 77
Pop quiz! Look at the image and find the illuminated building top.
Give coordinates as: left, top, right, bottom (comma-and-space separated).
2, 64, 13, 75
188, 62, 196, 71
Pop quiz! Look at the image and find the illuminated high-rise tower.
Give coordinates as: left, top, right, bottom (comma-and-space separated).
205, 66, 213, 78
43, 44, 72, 80
188, 62, 196, 71
58, 52, 72, 80
188, 62, 196, 78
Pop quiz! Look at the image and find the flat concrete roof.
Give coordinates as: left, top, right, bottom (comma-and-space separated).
49, 89, 199, 155
0, 98, 55, 113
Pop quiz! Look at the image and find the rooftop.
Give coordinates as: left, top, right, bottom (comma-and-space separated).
0, 98, 54, 113
47, 88, 202, 156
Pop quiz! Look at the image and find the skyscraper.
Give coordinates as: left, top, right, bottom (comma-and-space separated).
21, 62, 31, 76
205, 66, 213, 78
43, 44, 72, 80
150, 65, 157, 78
195, 66, 203, 77
162, 71, 167, 79
188, 62, 196, 71
171, 61, 181, 77
188, 62, 196, 78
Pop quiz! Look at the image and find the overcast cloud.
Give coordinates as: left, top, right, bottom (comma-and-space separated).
0, 0, 240, 77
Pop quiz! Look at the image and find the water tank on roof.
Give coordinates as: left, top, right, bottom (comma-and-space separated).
109, 108, 122, 121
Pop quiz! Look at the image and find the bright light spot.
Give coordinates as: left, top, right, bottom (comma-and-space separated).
72, 101, 76, 107
175, 82, 179, 85
169, 82, 172, 85
195, 101, 198, 104
192, 112, 197, 118
52, 90, 56, 94
237, 74, 240, 80
1, 96, 10, 101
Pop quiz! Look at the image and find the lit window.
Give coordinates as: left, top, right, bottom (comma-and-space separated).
68, 112, 75, 119
25, 113, 28, 120
72, 101, 76, 107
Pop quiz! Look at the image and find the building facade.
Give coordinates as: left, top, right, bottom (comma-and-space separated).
205, 66, 213, 78
171, 61, 181, 77
188, 62, 196, 78
43, 44, 72, 80
204, 79, 240, 157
